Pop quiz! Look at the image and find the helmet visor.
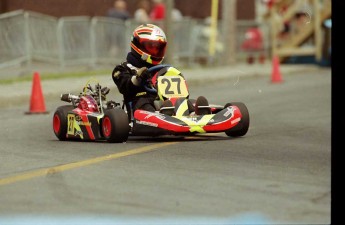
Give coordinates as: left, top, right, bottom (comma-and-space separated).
140, 39, 167, 58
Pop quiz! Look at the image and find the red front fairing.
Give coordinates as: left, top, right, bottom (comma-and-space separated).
66, 108, 102, 140
202, 106, 242, 132
78, 96, 99, 113
65, 95, 101, 140
134, 110, 190, 133
133, 106, 242, 134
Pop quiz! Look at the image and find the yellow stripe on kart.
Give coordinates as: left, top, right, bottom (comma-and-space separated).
175, 99, 189, 117
67, 113, 83, 139
175, 114, 215, 133
165, 67, 181, 76
96, 114, 103, 124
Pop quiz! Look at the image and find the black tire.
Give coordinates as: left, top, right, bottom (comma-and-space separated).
53, 105, 74, 141
224, 102, 250, 137
101, 108, 130, 143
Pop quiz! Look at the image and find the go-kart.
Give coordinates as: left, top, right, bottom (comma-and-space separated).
128, 64, 250, 138
52, 78, 130, 143
52, 64, 249, 143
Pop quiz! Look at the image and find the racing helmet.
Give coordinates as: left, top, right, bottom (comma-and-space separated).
130, 24, 167, 65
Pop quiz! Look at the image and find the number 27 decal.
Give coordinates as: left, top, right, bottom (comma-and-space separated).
157, 76, 188, 98
67, 114, 75, 135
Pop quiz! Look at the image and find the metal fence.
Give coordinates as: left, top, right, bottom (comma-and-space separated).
0, 10, 29, 69
0, 10, 269, 74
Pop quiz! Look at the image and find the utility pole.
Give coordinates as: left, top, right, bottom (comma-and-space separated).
222, 0, 237, 65
209, 0, 219, 60
164, 0, 174, 65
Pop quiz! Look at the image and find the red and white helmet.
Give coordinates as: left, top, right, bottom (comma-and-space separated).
130, 24, 167, 65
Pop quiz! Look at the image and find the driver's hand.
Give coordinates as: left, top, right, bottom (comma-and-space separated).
136, 67, 149, 80
132, 67, 150, 86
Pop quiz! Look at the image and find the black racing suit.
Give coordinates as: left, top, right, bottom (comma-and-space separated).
112, 52, 157, 121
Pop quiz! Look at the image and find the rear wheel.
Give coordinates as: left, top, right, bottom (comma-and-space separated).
102, 108, 130, 143
53, 105, 74, 141
225, 102, 250, 137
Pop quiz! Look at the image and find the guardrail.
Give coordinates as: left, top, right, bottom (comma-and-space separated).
0, 10, 269, 75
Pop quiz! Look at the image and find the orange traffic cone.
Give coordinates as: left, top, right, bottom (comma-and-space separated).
25, 72, 49, 114
271, 55, 283, 83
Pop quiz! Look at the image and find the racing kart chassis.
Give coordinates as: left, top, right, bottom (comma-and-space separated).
52, 65, 249, 143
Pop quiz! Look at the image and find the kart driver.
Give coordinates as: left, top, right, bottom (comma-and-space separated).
111, 24, 168, 120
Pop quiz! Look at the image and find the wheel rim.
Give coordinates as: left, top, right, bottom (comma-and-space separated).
53, 114, 61, 134
103, 117, 112, 137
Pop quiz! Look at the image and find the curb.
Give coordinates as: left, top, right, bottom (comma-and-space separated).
0, 64, 324, 109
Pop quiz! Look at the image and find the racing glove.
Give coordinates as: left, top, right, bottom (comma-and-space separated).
131, 67, 150, 86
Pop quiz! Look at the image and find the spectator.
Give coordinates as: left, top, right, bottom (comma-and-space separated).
134, 0, 151, 23
107, 0, 131, 21
241, 26, 265, 64
172, 8, 183, 21
192, 16, 224, 65
277, 4, 290, 40
150, 0, 165, 21
107, 0, 130, 57
294, 12, 309, 33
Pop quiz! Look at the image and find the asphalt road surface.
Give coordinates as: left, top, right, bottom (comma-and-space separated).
0, 68, 331, 224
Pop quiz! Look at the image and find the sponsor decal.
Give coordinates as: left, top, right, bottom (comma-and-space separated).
231, 118, 241, 124
75, 130, 83, 136
136, 120, 158, 127
67, 114, 75, 135
78, 121, 91, 126
136, 92, 147, 97
181, 115, 214, 123
190, 117, 198, 122
223, 107, 234, 117
141, 110, 166, 120
75, 114, 91, 126
140, 110, 154, 115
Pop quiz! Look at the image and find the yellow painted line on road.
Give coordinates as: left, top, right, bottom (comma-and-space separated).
0, 142, 176, 186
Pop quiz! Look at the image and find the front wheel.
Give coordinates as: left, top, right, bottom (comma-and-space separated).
102, 108, 130, 143
53, 105, 74, 141
225, 102, 250, 137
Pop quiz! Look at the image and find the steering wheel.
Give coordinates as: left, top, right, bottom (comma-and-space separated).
143, 64, 172, 94
147, 64, 171, 74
